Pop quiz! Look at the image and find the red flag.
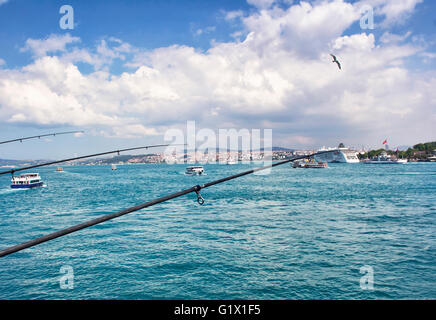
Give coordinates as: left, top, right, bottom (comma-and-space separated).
382, 139, 387, 145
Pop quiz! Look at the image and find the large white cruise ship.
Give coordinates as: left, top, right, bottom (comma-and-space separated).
314, 146, 360, 163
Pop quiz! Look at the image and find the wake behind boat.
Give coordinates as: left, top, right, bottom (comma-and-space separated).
11, 173, 44, 189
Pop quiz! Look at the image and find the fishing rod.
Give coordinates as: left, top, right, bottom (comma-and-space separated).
0, 144, 177, 176
0, 150, 330, 258
0, 131, 84, 145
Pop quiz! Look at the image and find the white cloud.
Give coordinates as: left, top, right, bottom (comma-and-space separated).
0, 0, 8, 6
0, 0, 434, 146
225, 10, 244, 20
49, 36, 133, 71
0, 57, 118, 126
356, 0, 423, 27
20, 34, 80, 57
377, 0, 423, 26
0, 58, 5, 66
420, 52, 436, 59
19, 34, 134, 71
110, 124, 159, 139
380, 31, 412, 44
195, 26, 216, 36
241, 1, 359, 57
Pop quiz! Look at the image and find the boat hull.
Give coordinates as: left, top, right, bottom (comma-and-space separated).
293, 163, 328, 168
297, 165, 327, 168
11, 182, 44, 189
363, 160, 407, 164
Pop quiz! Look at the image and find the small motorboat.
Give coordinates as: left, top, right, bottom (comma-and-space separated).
292, 159, 328, 168
111, 164, 117, 170
11, 173, 44, 189
56, 167, 63, 172
185, 166, 204, 175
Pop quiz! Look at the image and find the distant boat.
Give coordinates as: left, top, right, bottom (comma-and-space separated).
292, 159, 328, 168
226, 159, 237, 165
111, 164, 117, 170
363, 152, 407, 164
428, 155, 436, 162
56, 167, 63, 172
185, 166, 204, 175
315, 146, 359, 163
11, 173, 44, 189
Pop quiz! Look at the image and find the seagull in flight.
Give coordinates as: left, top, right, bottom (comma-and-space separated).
330, 54, 341, 70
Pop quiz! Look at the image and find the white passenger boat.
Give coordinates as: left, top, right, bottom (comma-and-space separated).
11, 173, 44, 189
111, 164, 117, 170
185, 166, 204, 175
315, 146, 360, 163
363, 152, 407, 164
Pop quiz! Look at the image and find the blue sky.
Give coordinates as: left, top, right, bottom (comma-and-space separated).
0, 0, 435, 159
0, 0, 250, 68
1, 0, 435, 68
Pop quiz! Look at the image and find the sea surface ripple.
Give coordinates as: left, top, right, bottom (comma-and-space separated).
0, 163, 435, 299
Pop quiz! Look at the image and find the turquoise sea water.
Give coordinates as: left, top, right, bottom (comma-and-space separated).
0, 162, 435, 299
